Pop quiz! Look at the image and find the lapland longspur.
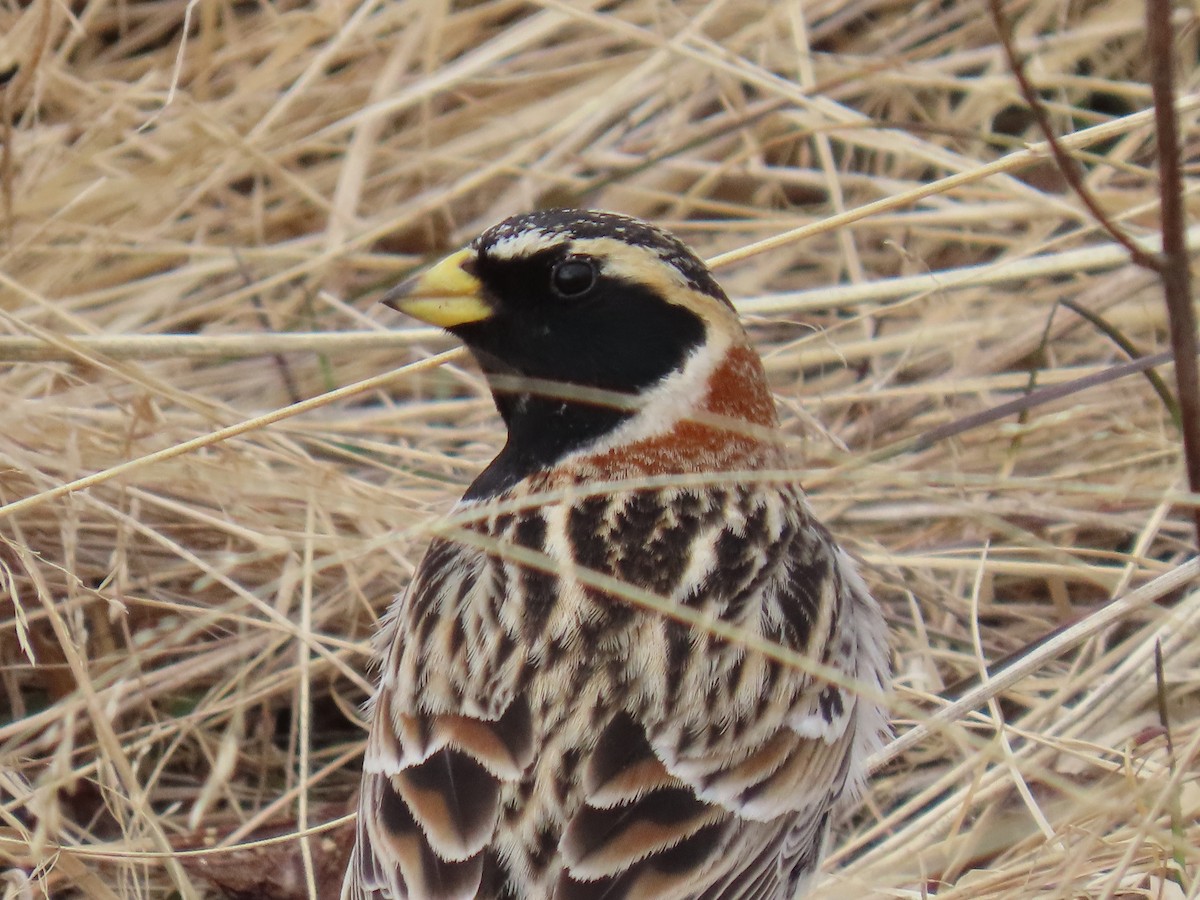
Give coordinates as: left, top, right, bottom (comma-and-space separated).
345, 210, 890, 899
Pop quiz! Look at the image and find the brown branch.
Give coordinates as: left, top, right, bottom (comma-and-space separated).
986, 0, 1161, 271
910, 349, 1177, 452
989, 0, 1200, 549
1058, 298, 1181, 427
1146, 0, 1200, 549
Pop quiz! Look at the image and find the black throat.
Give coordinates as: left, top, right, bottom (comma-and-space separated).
450, 257, 711, 500
463, 365, 635, 499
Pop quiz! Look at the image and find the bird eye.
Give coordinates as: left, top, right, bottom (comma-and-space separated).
550, 258, 596, 298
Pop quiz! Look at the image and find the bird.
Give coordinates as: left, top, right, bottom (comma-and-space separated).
343, 209, 890, 900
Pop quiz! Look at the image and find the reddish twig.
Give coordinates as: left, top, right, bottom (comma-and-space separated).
989, 0, 1200, 549
986, 0, 1161, 270
1146, 0, 1200, 548
1059, 298, 1182, 427
911, 349, 1179, 452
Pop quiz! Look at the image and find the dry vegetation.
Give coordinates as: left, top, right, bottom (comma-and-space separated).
1, 0, 1198, 897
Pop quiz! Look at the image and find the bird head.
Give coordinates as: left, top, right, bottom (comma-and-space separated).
383, 209, 777, 497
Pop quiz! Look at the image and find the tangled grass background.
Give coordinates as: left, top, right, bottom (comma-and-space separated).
0, 1, 1197, 896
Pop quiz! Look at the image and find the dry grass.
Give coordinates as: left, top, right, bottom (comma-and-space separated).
1, 0, 1198, 897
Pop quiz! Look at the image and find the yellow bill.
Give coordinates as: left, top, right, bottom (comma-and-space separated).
381, 248, 492, 327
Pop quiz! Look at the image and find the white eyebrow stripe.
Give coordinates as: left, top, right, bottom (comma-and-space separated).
570, 236, 690, 291
485, 227, 566, 260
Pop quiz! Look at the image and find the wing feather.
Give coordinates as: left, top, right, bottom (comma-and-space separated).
347, 490, 889, 900
554, 513, 888, 899
346, 536, 532, 900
